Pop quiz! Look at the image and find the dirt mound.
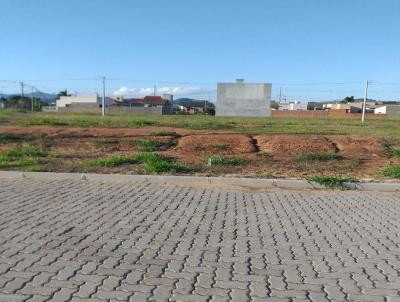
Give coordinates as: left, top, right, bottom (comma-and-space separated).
330, 136, 385, 157
256, 135, 337, 156
177, 134, 256, 155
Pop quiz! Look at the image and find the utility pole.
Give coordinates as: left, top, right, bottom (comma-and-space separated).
279, 87, 282, 103
102, 76, 106, 117
361, 80, 369, 123
153, 85, 157, 96
31, 87, 34, 111
20, 82, 24, 99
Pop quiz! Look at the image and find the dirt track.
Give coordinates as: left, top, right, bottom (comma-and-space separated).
0, 126, 398, 179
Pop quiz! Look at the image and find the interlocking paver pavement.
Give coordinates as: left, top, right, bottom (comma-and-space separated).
0, 178, 400, 301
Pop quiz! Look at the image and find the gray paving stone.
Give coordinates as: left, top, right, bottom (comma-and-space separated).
0, 178, 400, 301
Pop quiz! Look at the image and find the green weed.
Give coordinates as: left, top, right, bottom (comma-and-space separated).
86, 155, 137, 167
308, 175, 357, 189
382, 166, 400, 178
0, 157, 43, 168
131, 139, 163, 152
346, 158, 361, 169
151, 131, 175, 136
23, 166, 48, 172
132, 152, 185, 173
1, 145, 47, 158
256, 151, 272, 158
297, 152, 342, 161
0, 145, 48, 168
95, 138, 119, 151
257, 172, 274, 178
22, 118, 68, 126
211, 144, 230, 151
208, 155, 246, 166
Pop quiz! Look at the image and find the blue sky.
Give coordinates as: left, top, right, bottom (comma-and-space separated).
1, 0, 400, 101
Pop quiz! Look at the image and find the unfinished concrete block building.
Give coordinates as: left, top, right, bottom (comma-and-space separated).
216, 79, 272, 117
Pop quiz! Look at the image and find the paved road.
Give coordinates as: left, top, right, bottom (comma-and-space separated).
0, 178, 400, 302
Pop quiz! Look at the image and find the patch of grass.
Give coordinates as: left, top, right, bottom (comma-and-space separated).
184, 120, 236, 130
86, 155, 137, 167
132, 152, 185, 173
95, 137, 119, 151
382, 166, 400, 178
143, 159, 184, 173
297, 152, 342, 161
0, 145, 49, 168
22, 118, 68, 126
0, 157, 44, 168
4, 111, 400, 136
387, 146, 400, 157
257, 172, 274, 178
308, 175, 357, 189
130, 119, 159, 127
151, 131, 175, 136
346, 158, 361, 169
208, 155, 246, 166
1, 145, 47, 158
23, 166, 48, 172
0, 109, 25, 116
383, 141, 400, 157
211, 144, 230, 151
131, 139, 163, 152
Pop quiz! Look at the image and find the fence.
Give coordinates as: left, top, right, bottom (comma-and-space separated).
271, 110, 386, 119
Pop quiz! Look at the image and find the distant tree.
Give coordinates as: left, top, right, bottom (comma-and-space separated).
271, 101, 279, 109
56, 90, 71, 99
341, 96, 355, 103
7, 95, 31, 108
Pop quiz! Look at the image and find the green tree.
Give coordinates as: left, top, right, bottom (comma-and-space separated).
341, 96, 355, 103
56, 90, 71, 100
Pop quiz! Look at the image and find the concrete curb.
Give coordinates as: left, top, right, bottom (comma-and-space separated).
0, 171, 399, 192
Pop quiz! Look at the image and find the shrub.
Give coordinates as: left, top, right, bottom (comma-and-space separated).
208, 155, 246, 166
308, 175, 357, 189
382, 166, 400, 178
297, 152, 342, 161
86, 155, 137, 167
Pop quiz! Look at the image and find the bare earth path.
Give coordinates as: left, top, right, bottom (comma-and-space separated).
0, 178, 400, 301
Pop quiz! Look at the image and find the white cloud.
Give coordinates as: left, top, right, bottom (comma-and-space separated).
113, 86, 215, 97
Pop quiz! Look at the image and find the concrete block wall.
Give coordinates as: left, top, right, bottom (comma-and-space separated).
216, 80, 272, 117
386, 106, 400, 118
108, 106, 164, 115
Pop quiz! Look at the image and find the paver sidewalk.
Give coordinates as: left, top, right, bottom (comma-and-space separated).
0, 178, 400, 301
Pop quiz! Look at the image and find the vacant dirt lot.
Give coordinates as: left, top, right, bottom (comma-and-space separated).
0, 125, 399, 180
